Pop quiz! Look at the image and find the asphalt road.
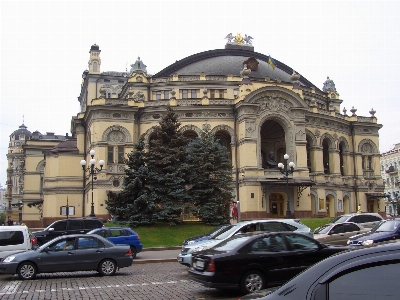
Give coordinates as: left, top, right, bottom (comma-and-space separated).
0, 248, 244, 300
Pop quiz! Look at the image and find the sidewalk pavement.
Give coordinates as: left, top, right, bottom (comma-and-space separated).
134, 246, 182, 264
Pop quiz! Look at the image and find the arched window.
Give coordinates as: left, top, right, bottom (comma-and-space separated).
322, 139, 330, 175
339, 143, 345, 176
260, 120, 285, 168
306, 137, 311, 172
93, 62, 98, 72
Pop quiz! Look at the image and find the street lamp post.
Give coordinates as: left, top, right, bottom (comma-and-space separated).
80, 150, 104, 217
278, 154, 295, 217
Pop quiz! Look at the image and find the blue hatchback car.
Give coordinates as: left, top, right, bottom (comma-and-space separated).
88, 227, 143, 258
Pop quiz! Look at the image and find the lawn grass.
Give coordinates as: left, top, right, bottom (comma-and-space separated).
106, 217, 333, 248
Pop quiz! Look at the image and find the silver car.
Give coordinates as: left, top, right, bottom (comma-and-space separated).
177, 219, 312, 266
313, 222, 370, 245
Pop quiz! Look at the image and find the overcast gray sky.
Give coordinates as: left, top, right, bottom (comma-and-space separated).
1, 0, 400, 186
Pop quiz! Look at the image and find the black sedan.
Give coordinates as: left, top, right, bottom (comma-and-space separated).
188, 232, 349, 294
347, 219, 400, 246
0, 234, 133, 280
250, 240, 400, 300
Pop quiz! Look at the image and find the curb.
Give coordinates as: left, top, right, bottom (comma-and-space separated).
133, 258, 178, 264
141, 246, 181, 251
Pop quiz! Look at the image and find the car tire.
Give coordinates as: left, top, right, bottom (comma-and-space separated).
98, 259, 116, 276
240, 270, 265, 294
130, 246, 137, 259
17, 262, 37, 280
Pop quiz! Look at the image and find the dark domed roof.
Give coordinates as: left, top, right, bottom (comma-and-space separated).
90, 44, 100, 51
11, 124, 31, 140
154, 48, 318, 90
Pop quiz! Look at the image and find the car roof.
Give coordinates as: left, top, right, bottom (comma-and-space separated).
323, 222, 365, 227
340, 213, 382, 217
236, 219, 299, 225
95, 227, 132, 230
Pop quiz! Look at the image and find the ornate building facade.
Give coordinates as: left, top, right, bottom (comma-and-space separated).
381, 143, 400, 217
8, 38, 386, 226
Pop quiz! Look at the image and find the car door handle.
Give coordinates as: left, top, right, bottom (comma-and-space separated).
67, 251, 74, 254
80, 231, 85, 233
96, 250, 103, 253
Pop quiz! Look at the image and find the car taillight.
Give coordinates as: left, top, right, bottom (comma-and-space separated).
136, 236, 140, 240
30, 237, 37, 245
206, 259, 215, 272
126, 249, 133, 256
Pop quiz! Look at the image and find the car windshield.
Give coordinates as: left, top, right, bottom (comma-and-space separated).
373, 220, 400, 232
209, 226, 230, 238
330, 216, 350, 223
212, 224, 242, 240
211, 234, 254, 251
314, 224, 333, 234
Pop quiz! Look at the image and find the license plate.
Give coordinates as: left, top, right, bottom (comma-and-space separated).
195, 260, 204, 268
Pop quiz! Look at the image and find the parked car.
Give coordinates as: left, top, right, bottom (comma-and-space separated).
250, 240, 400, 300
188, 231, 348, 294
347, 219, 400, 246
32, 217, 104, 245
182, 224, 231, 246
0, 225, 36, 259
313, 222, 370, 245
88, 227, 143, 258
314, 213, 383, 233
178, 219, 313, 267
0, 234, 133, 280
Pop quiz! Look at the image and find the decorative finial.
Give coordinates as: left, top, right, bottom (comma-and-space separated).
369, 108, 376, 117
290, 70, 300, 82
350, 106, 357, 116
343, 107, 347, 115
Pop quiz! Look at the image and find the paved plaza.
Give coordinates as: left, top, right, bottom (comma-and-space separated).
0, 249, 242, 300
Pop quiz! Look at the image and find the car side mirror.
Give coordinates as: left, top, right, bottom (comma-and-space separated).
42, 247, 50, 253
48, 228, 54, 232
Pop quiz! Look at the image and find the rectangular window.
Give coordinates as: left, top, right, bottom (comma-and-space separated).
60, 206, 75, 216
210, 89, 224, 99
108, 146, 114, 164
118, 146, 124, 164
182, 89, 197, 99
164, 91, 170, 100
156, 91, 162, 100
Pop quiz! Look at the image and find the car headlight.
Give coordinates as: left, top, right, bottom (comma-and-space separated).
188, 245, 207, 254
187, 241, 195, 245
347, 240, 350, 245
362, 240, 374, 246
3, 256, 16, 263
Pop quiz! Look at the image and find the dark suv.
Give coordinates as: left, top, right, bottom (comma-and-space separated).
32, 218, 104, 245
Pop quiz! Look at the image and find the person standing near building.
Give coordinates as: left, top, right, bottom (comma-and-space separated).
232, 202, 238, 224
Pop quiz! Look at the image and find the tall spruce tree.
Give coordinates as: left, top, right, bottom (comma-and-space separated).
146, 105, 189, 225
186, 124, 234, 224
105, 136, 155, 226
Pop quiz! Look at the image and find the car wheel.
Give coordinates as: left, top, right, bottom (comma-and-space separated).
17, 262, 37, 280
240, 270, 265, 294
130, 246, 137, 259
98, 259, 116, 276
